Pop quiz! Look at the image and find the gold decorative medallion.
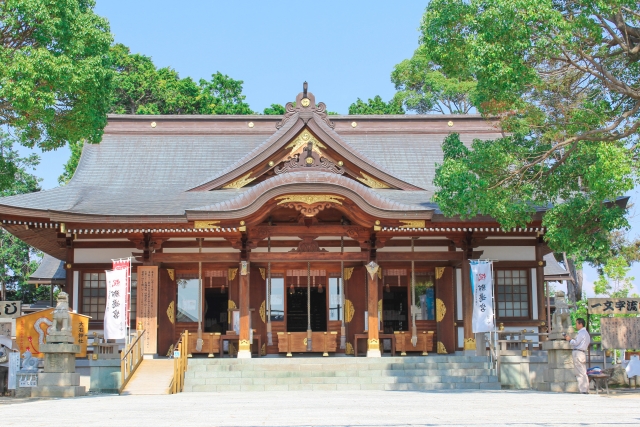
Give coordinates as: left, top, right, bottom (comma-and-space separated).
167, 301, 175, 324
345, 342, 354, 355
437, 341, 447, 354
228, 268, 238, 281
248, 122, 254, 128
285, 130, 326, 156
399, 220, 426, 229
447, 121, 453, 127
351, 121, 357, 128
166, 269, 175, 281
259, 268, 266, 280
344, 299, 355, 323
260, 300, 266, 323
301, 98, 310, 107
343, 267, 354, 281
464, 338, 476, 350
436, 298, 446, 322
194, 221, 221, 230
357, 171, 390, 189
228, 300, 237, 310
435, 267, 445, 280
151, 122, 157, 128
275, 194, 344, 206
223, 172, 256, 189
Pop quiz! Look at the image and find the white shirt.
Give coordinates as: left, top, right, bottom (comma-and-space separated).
569, 328, 590, 352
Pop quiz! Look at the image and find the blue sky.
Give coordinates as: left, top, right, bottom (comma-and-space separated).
17, 0, 640, 295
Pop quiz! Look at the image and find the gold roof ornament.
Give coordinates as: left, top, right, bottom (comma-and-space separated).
223, 172, 255, 189
193, 221, 220, 230
399, 220, 426, 229
285, 130, 327, 157
275, 194, 344, 206
357, 171, 390, 189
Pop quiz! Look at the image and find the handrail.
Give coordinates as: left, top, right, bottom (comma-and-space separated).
170, 330, 188, 394
119, 329, 146, 394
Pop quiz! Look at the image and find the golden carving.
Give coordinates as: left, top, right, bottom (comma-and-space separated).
166, 344, 174, 357
303, 337, 308, 346
437, 341, 447, 354
228, 300, 237, 310
345, 299, 355, 323
166, 269, 175, 281
239, 339, 251, 352
367, 338, 379, 351
261, 343, 267, 356
464, 338, 476, 350
436, 298, 446, 322
285, 130, 326, 156
399, 220, 426, 229
378, 299, 382, 322
228, 343, 237, 356
345, 342, 354, 355
377, 268, 382, 280
260, 300, 266, 323
167, 301, 175, 324
228, 268, 238, 281
193, 220, 220, 229
259, 268, 266, 280
301, 98, 310, 107
357, 172, 390, 189
275, 194, 344, 206
343, 267, 354, 281
435, 267, 445, 280
223, 172, 255, 189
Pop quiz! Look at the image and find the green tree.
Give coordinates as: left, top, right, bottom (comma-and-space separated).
263, 104, 286, 115
593, 256, 635, 298
198, 72, 254, 115
423, 1, 639, 262
391, 45, 476, 114
58, 140, 83, 185
0, 0, 113, 150
348, 95, 404, 115
0, 132, 43, 303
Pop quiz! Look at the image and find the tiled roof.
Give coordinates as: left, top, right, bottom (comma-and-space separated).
28, 255, 66, 284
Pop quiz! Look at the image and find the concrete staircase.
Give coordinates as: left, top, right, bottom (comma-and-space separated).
121, 359, 174, 395
183, 355, 500, 392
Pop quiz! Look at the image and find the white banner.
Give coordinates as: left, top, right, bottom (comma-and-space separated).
470, 261, 495, 333
104, 269, 128, 339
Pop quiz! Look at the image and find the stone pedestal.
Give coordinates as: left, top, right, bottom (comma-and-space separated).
536, 340, 578, 393
31, 341, 86, 398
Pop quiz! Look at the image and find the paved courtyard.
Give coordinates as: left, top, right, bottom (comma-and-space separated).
1, 390, 639, 426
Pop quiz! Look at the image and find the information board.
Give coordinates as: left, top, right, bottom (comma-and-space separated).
137, 266, 158, 354
601, 317, 640, 349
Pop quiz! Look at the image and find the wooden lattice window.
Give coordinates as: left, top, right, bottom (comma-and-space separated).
496, 269, 530, 319
82, 272, 106, 321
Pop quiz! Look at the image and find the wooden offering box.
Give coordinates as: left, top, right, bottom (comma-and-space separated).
394, 331, 434, 355
186, 331, 221, 357
277, 331, 338, 356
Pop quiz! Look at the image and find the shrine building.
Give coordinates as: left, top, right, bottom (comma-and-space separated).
0, 87, 548, 359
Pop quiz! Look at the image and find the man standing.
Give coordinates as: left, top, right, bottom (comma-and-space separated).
565, 318, 590, 394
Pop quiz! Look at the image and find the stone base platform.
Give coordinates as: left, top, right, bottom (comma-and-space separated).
31, 385, 86, 398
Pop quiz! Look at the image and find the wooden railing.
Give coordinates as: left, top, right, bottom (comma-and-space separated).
119, 329, 146, 394
170, 330, 188, 394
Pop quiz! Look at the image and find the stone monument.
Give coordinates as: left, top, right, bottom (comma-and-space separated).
30, 292, 86, 397
537, 291, 579, 392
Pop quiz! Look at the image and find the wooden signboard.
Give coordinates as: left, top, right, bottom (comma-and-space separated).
0, 301, 21, 318
137, 266, 158, 354
588, 298, 640, 315
601, 317, 640, 349
15, 309, 90, 357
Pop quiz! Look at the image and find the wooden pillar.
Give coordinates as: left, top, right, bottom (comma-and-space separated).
238, 261, 251, 358
461, 248, 475, 352
435, 267, 456, 353
366, 264, 381, 357
536, 238, 546, 338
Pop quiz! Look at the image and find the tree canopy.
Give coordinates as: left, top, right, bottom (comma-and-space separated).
391, 45, 476, 114
420, 0, 640, 262
0, 0, 113, 151
348, 95, 404, 115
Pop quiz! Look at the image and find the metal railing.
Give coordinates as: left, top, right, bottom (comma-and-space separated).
170, 330, 188, 394
119, 329, 145, 394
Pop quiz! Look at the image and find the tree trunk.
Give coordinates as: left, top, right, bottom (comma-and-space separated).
563, 252, 583, 304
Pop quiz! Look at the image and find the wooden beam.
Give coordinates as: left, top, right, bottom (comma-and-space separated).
152, 253, 240, 263
376, 252, 463, 261
249, 252, 368, 262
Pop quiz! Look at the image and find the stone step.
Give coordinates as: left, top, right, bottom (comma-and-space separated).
184, 381, 502, 392
186, 374, 498, 386
187, 355, 490, 365
185, 368, 494, 379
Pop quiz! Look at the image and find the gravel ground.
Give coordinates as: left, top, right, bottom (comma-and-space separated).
1, 389, 639, 426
